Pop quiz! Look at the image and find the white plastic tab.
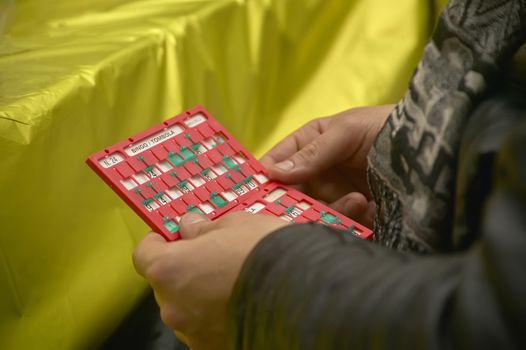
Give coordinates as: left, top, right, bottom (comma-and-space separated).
198, 202, 215, 214
98, 152, 125, 168
184, 113, 207, 128
146, 166, 162, 179
245, 178, 258, 190
124, 125, 183, 156
156, 193, 171, 205
212, 164, 227, 175
166, 187, 183, 200
233, 185, 249, 196
221, 190, 238, 202
263, 188, 286, 202
120, 178, 137, 190
254, 173, 269, 184
245, 202, 265, 214
279, 215, 294, 222
297, 201, 312, 210
189, 175, 205, 188
193, 143, 207, 155
202, 137, 217, 150
233, 153, 247, 164
201, 170, 217, 181
157, 160, 173, 173
144, 201, 160, 212
133, 172, 149, 184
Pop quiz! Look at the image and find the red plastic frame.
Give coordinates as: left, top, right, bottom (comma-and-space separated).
86, 106, 373, 241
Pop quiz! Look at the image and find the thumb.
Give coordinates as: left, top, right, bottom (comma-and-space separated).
268, 129, 347, 184
133, 232, 169, 277
179, 213, 213, 239
329, 192, 368, 219
330, 193, 376, 229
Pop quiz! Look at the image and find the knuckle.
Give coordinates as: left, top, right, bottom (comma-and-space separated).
221, 211, 247, 224
301, 119, 324, 137
340, 119, 354, 134
192, 225, 205, 237
180, 222, 196, 237
331, 115, 353, 133
305, 118, 322, 129
193, 223, 212, 238
296, 141, 321, 162
145, 260, 171, 285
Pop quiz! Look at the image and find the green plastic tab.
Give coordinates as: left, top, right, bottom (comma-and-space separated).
320, 211, 338, 224
187, 205, 203, 214
216, 136, 224, 144
146, 182, 153, 188
168, 152, 184, 166
179, 147, 195, 161
163, 217, 179, 233
142, 198, 153, 206
274, 200, 281, 205
243, 176, 253, 184
191, 143, 201, 151
170, 171, 177, 177
137, 156, 144, 161
178, 180, 189, 189
223, 156, 237, 169
285, 206, 295, 214
134, 188, 141, 194
145, 165, 155, 173
347, 225, 356, 235
210, 193, 227, 208
153, 192, 163, 200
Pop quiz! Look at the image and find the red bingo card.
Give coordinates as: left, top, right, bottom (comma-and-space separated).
86, 106, 373, 241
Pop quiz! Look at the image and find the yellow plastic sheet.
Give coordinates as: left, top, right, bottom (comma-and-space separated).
0, 0, 445, 348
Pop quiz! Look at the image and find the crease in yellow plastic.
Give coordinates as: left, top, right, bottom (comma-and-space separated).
0, 0, 444, 348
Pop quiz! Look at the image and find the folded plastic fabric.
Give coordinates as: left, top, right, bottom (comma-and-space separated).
0, 0, 445, 348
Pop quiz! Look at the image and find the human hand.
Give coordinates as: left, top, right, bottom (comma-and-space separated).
260, 106, 393, 227
132, 212, 289, 350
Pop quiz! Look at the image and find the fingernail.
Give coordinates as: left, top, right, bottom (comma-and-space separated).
275, 160, 294, 171
182, 213, 206, 224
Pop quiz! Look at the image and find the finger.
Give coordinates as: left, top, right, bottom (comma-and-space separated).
260, 119, 323, 169
267, 128, 352, 184
361, 201, 376, 229
133, 232, 169, 277
329, 192, 369, 219
179, 213, 213, 239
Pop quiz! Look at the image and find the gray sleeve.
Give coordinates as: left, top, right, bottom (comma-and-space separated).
225, 55, 526, 350
227, 194, 526, 350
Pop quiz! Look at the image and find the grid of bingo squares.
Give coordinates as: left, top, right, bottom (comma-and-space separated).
87, 107, 372, 241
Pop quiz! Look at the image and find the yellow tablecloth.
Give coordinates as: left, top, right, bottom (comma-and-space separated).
0, 0, 447, 348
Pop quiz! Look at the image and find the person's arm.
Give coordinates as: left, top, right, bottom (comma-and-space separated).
228, 201, 526, 350
226, 123, 526, 349
131, 106, 392, 350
